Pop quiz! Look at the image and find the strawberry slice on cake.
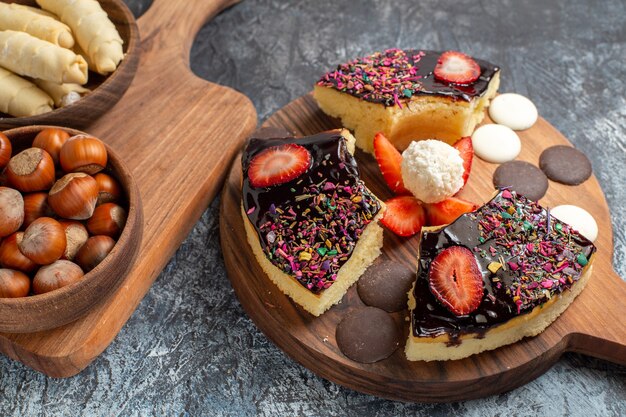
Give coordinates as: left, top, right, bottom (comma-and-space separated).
433, 51, 481, 85
428, 246, 484, 316
247, 143, 311, 188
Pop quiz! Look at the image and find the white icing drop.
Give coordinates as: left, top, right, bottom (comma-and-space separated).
551, 205, 598, 242
471, 124, 521, 163
489, 93, 538, 130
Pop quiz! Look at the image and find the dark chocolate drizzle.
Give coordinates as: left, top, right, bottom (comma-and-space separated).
317, 49, 500, 106
242, 130, 381, 294
411, 191, 596, 342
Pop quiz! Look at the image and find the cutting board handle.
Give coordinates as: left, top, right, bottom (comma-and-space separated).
567, 268, 626, 365
139, 0, 241, 63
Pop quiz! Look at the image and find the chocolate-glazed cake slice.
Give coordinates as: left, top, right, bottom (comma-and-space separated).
406, 190, 596, 361
313, 49, 500, 153
241, 129, 384, 316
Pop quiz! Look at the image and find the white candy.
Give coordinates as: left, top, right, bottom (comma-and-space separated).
551, 205, 598, 242
401, 140, 464, 204
471, 124, 521, 163
489, 93, 538, 130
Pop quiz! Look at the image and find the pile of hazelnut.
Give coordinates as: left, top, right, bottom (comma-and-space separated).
0, 128, 127, 298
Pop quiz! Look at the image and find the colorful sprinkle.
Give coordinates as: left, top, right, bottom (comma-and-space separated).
317, 48, 426, 106
488, 262, 503, 273
468, 190, 596, 313
250, 139, 380, 294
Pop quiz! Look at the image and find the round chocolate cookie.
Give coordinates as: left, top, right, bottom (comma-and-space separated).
539, 145, 592, 185
335, 307, 400, 363
357, 260, 414, 312
493, 160, 549, 201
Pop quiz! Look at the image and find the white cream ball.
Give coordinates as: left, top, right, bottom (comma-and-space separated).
400, 140, 465, 204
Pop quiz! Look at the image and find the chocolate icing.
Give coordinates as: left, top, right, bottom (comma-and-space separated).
242, 131, 381, 294
317, 49, 500, 106
411, 190, 595, 341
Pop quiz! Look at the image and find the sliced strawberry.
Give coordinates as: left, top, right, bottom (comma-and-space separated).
380, 196, 426, 237
429, 246, 484, 316
453, 136, 474, 187
247, 143, 311, 188
373, 132, 410, 195
425, 197, 478, 226
433, 51, 481, 85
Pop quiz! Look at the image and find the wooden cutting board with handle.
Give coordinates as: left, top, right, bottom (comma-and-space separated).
0, 0, 258, 377
220, 93, 626, 402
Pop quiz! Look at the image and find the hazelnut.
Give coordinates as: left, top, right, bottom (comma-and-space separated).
48, 173, 98, 220
32, 128, 70, 166
59, 220, 88, 261
75, 235, 115, 272
60, 135, 108, 175
94, 173, 122, 205
6, 148, 55, 192
23, 192, 54, 228
32, 260, 84, 295
19, 217, 66, 265
0, 232, 37, 273
87, 203, 127, 238
0, 268, 30, 298
0, 132, 11, 170
0, 186, 24, 237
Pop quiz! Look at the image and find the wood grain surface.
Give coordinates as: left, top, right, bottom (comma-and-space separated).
0, 0, 257, 377
221, 93, 626, 402
0, 125, 142, 334
0, 0, 140, 130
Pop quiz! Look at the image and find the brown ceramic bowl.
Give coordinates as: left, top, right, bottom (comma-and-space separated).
0, 126, 143, 333
0, 0, 140, 130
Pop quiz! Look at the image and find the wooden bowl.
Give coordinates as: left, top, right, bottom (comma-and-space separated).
0, 126, 143, 333
0, 0, 140, 130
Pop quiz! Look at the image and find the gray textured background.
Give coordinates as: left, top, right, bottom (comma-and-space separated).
1, 0, 625, 415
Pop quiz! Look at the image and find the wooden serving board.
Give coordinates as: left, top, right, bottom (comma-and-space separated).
220, 93, 626, 402
0, 0, 257, 377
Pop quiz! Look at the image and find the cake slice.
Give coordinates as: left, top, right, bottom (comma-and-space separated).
241, 128, 384, 316
313, 49, 500, 153
406, 190, 596, 361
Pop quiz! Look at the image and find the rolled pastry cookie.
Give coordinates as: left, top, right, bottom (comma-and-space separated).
0, 3, 75, 48
0, 68, 54, 117
37, 0, 124, 75
34, 79, 90, 108
72, 42, 98, 78
9, 4, 58, 19
0, 30, 88, 85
